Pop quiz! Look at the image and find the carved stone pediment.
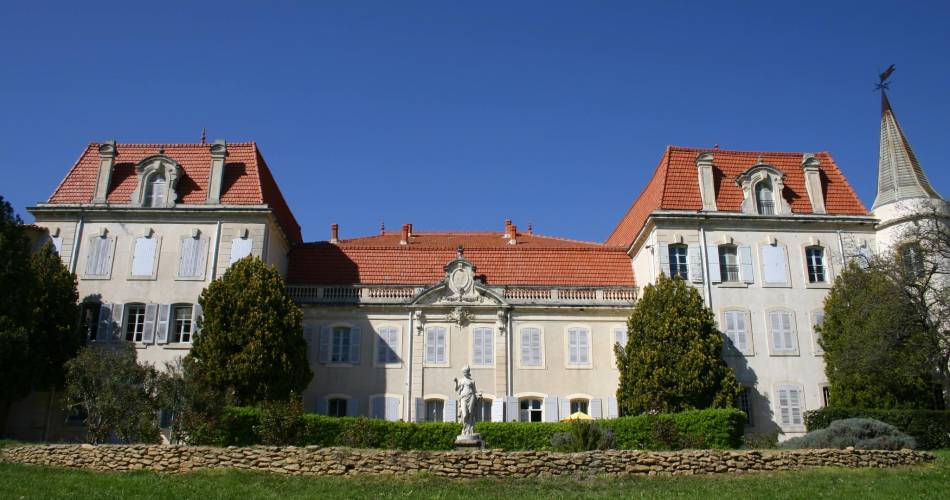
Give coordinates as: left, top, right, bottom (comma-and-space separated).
129, 154, 182, 208
411, 246, 507, 307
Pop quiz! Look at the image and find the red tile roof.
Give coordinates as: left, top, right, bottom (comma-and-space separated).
605, 146, 869, 247
46, 142, 302, 244
287, 231, 634, 287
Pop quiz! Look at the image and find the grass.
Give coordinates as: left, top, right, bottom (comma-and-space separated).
0, 450, 946, 499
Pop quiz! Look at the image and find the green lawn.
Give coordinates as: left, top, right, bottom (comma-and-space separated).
0, 450, 947, 499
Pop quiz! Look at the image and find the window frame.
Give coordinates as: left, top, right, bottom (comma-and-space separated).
802, 245, 832, 288
668, 244, 689, 280
331, 325, 354, 364
766, 308, 799, 356
327, 398, 348, 418
82, 233, 116, 280
374, 324, 402, 367
754, 180, 775, 215
143, 172, 168, 208
721, 308, 753, 356
518, 398, 543, 422
368, 394, 402, 421
611, 325, 627, 370
569, 399, 590, 415
470, 326, 495, 367
718, 244, 740, 282
124, 303, 147, 343
424, 398, 445, 422
79, 302, 101, 342
170, 304, 194, 344
737, 387, 753, 425
423, 325, 450, 367
564, 325, 592, 368
176, 234, 209, 281
774, 384, 806, 430
899, 242, 925, 279
759, 243, 791, 288
517, 325, 545, 369
128, 234, 161, 280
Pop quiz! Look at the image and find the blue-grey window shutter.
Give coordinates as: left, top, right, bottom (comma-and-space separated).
505, 396, 519, 422
110, 303, 124, 341
349, 327, 361, 364
319, 326, 331, 364
688, 245, 703, 282
346, 398, 359, 417
590, 398, 603, 419
371, 397, 385, 419
155, 304, 170, 344
443, 399, 457, 423
706, 245, 722, 283
316, 397, 328, 415
415, 398, 425, 423
607, 396, 619, 419
558, 397, 570, 419
490, 398, 504, 422
543, 397, 559, 422
658, 243, 670, 275
96, 303, 112, 341
738, 245, 754, 283
142, 303, 158, 343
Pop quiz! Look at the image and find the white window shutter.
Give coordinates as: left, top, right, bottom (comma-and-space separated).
96, 303, 112, 341
558, 397, 570, 419
491, 398, 504, 422
782, 313, 794, 350
590, 398, 603, 419
131, 237, 157, 277
179, 238, 195, 277
607, 396, 619, 419
658, 243, 670, 275
543, 397, 559, 422
316, 398, 327, 415
473, 329, 483, 365
229, 237, 253, 265
102, 237, 115, 276
155, 304, 170, 344
142, 303, 158, 343
319, 326, 331, 364
436, 329, 446, 363
505, 396, 519, 422
195, 237, 209, 278
349, 327, 361, 364
687, 245, 703, 282
706, 245, 721, 283
385, 397, 399, 421
735, 313, 749, 353
762, 245, 788, 284
346, 398, 359, 417
770, 313, 783, 350
191, 303, 203, 337
391, 327, 402, 362
580, 329, 590, 363
531, 330, 542, 365
484, 329, 494, 364
738, 245, 754, 283
414, 398, 426, 423
85, 237, 102, 275
110, 303, 124, 341
443, 399, 457, 423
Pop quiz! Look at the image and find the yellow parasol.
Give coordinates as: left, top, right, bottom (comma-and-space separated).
560, 411, 593, 422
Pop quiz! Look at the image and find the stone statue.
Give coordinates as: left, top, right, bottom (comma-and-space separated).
453, 365, 483, 445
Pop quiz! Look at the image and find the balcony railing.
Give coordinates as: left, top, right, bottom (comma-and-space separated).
287, 285, 636, 306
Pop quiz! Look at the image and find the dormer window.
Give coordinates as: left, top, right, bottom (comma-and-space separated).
144, 173, 167, 208
755, 181, 775, 215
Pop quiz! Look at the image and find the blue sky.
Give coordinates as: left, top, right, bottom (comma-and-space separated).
1, 1, 947, 242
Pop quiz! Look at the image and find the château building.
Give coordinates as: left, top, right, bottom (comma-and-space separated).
7, 89, 944, 441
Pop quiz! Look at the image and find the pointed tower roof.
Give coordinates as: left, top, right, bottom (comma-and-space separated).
873, 90, 941, 209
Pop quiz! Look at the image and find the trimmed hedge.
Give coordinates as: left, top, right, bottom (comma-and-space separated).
203, 407, 746, 450
805, 407, 950, 450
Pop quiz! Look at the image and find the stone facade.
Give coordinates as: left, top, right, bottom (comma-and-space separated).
0, 445, 933, 478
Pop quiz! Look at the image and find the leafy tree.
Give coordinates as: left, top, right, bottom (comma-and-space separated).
820, 261, 940, 409
0, 196, 34, 427
63, 343, 160, 443
155, 357, 228, 444
188, 256, 311, 405
28, 243, 82, 390
615, 274, 740, 415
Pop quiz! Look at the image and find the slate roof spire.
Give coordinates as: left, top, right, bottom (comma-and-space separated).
873, 87, 941, 209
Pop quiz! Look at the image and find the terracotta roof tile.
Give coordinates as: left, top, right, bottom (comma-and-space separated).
606, 146, 869, 247
46, 142, 302, 244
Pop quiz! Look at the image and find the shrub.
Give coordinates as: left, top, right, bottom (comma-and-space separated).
741, 432, 779, 449
255, 396, 306, 446
782, 418, 916, 450
551, 421, 616, 452
806, 407, 950, 449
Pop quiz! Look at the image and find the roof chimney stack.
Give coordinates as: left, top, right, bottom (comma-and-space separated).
92, 140, 117, 204
330, 224, 339, 243
407, 223, 413, 238
507, 224, 517, 245
400, 224, 410, 245
503, 219, 512, 238
206, 140, 228, 204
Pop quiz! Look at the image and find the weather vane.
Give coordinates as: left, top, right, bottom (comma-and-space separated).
876, 64, 895, 92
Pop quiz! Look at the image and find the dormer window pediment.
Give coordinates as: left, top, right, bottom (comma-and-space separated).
735, 160, 790, 216
130, 155, 182, 208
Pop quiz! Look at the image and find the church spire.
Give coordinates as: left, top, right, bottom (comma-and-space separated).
873, 86, 941, 209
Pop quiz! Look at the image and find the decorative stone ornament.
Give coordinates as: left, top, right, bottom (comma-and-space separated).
441, 246, 483, 303
447, 306, 474, 328
735, 160, 791, 215
129, 154, 182, 208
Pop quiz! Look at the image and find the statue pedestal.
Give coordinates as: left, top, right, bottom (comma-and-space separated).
453, 433, 484, 450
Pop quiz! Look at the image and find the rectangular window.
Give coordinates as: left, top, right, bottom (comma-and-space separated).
777, 385, 804, 426
821, 386, 831, 407
567, 327, 590, 365
178, 236, 208, 278
131, 236, 158, 277
425, 399, 444, 422
719, 246, 740, 282
472, 327, 494, 365
328, 398, 347, 417
769, 311, 796, 353
376, 326, 401, 364
520, 327, 542, 366
425, 327, 447, 364
125, 304, 146, 342
373, 396, 401, 420
761, 245, 789, 284
570, 399, 589, 415
332, 326, 353, 363
79, 303, 100, 341
806, 247, 826, 283
723, 310, 750, 354
171, 305, 193, 343
668, 245, 689, 279
474, 399, 492, 422
737, 388, 753, 425
519, 399, 543, 422
85, 235, 113, 277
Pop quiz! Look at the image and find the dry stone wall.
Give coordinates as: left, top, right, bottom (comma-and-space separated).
0, 445, 933, 478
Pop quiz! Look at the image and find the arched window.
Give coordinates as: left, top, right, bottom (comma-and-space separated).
519, 398, 543, 422
570, 399, 589, 415
755, 181, 774, 215
143, 173, 167, 208
900, 243, 924, 278
424, 398, 444, 422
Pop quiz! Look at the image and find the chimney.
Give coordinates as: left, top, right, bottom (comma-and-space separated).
400, 224, 410, 245
503, 219, 512, 238
206, 140, 228, 204
507, 224, 517, 245
330, 224, 339, 244
407, 223, 413, 238
695, 152, 718, 211
801, 154, 826, 214
92, 140, 117, 203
